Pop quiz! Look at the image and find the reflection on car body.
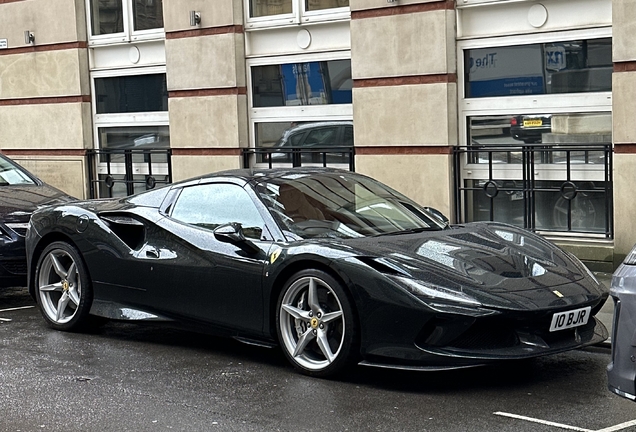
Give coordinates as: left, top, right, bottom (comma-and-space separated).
26, 168, 608, 378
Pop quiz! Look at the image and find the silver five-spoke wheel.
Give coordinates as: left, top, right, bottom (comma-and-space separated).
277, 270, 357, 377
35, 242, 92, 330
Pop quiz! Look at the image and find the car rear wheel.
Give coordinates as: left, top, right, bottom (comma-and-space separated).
35, 241, 92, 331
276, 269, 358, 377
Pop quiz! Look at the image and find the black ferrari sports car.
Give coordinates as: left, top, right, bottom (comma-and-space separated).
25, 168, 608, 377
0, 153, 75, 288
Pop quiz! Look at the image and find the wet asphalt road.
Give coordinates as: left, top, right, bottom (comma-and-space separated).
1, 286, 635, 432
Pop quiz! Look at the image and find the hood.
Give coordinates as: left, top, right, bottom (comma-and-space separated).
0, 184, 75, 224
340, 222, 604, 310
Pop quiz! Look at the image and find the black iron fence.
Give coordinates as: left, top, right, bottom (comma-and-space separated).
242, 146, 355, 171
453, 143, 613, 238
87, 149, 172, 199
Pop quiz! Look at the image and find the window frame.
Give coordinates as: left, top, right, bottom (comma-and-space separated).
247, 52, 353, 149
86, 0, 165, 46
456, 27, 613, 239
244, 0, 350, 30
457, 28, 613, 147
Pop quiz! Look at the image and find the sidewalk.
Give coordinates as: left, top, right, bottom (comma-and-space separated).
594, 272, 614, 348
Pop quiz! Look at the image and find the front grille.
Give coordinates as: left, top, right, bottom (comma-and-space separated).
448, 322, 519, 350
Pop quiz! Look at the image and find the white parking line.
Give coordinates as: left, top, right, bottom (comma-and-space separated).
0, 306, 34, 313
495, 412, 636, 432
596, 419, 636, 432
0, 306, 34, 323
494, 412, 592, 431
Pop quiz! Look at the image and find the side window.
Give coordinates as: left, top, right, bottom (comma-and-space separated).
171, 183, 266, 240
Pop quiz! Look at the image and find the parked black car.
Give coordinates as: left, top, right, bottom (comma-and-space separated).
0, 154, 75, 288
26, 168, 607, 377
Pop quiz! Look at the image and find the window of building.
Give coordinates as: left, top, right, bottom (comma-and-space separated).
252, 60, 352, 107
91, 68, 170, 198
457, 31, 613, 238
95, 74, 168, 114
464, 38, 612, 98
87, 0, 164, 44
248, 55, 353, 169
245, 0, 349, 28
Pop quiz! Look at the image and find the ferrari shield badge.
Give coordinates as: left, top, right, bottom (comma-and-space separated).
270, 248, 282, 264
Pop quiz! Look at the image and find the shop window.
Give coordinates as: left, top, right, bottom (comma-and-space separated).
95, 74, 167, 114
246, 0, 349, 26
464, 38, 612, 98
252, 60, 352, 107
88, 0, 164, 43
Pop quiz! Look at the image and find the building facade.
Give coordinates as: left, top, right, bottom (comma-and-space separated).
0, 0, 632, 270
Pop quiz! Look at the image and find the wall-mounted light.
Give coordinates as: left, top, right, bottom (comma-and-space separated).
24, 30, 35, 45
189, 11, 201, 26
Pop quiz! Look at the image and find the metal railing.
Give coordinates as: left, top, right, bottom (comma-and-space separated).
453, 143, 613, 238
87, 148, 172, 198
242, 146, 355, 171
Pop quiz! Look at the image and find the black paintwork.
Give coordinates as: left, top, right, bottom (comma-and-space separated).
0, 154, 75, 287
25, 168, 609, 369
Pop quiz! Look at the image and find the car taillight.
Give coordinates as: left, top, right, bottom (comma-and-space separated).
510, 117, 518, 126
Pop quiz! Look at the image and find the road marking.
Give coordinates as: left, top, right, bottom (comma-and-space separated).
495, 412, 636, 432
0, 306, 34, 313
494, 412, 592, 432
596, 419, 636, 432
0, 306, 34, 323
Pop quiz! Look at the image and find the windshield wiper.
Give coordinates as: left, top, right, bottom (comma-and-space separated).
372, 227, 437, 237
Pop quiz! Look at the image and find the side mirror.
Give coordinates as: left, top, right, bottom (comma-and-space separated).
424, 207, 450, 227
214, 223, 261, 255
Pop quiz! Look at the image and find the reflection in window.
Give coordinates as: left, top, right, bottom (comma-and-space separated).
254, 121, 354, 165
464, 38, 612, 98
95, 74, 168, 114
171, 184, 265, 240
249, 0, 293, 17
252, 60, 352, 107
132, 0, 164, 31
468, 112, 611, 159
90, 0, 124, 35
306, 0, 349, 11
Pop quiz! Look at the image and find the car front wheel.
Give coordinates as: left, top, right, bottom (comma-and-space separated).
35, 241, 92, 331
276, 269, 358, 377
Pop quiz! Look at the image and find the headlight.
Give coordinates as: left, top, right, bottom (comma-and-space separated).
393, 276, 481, 307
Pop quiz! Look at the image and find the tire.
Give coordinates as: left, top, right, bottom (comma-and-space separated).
35, 241, 93, 331
276, 269, 358, 377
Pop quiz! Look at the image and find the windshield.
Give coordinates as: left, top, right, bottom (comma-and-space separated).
0, 156, 36, 186
256, 171, 446, 239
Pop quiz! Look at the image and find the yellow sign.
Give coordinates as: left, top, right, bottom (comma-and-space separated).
270, 248, 282, 264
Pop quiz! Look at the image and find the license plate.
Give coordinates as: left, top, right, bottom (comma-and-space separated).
523, 119, 543, 127
549, 306, 591, 332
